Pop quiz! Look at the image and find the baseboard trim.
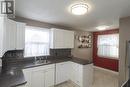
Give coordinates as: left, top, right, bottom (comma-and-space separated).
94, 66, 119, 75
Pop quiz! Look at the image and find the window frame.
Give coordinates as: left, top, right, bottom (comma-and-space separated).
24, 26, 50, 57
97, 33, 119, 60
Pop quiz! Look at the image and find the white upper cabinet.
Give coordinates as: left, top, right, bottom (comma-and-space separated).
5, 19, 26, 51
0, 17, 26, 57
0, 17, 4, 57
16, 22, 26, 50
4, 18, 17, 51
50, 28, 74, 49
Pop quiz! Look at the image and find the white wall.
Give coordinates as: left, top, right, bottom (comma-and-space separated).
119, 16, 130, 86
71, 30, 93, 61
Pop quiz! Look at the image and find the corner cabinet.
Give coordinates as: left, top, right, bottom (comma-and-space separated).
0, 17, 26, 57
55, 61, 93, 87
70, 63, 93, 87
50, 28, 74, 49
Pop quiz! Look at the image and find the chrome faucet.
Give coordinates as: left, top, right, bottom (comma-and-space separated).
34, 56, 37, 62
45, 56, 47, 63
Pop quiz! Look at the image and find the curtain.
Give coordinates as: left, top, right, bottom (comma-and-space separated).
24, 26, 50, 57
97, 34, 119, 58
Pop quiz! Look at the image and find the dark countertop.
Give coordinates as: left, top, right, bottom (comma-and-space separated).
0, 57, 92, 87
0, 68, 27, 87
71, 57, 92, 65
122, 79, 130, 87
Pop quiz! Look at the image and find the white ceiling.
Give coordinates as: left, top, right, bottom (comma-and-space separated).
15, 0, 130, 31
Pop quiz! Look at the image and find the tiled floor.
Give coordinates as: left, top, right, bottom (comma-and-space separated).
91, 67, 119, 87
55, 81, 79, 87
55, 67, 119, 87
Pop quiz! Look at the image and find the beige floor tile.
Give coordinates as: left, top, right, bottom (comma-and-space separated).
55, 68, 119, 87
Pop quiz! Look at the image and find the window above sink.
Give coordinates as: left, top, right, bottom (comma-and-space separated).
24, 26, 50, 57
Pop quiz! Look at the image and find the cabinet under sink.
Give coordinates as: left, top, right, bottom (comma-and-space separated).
23, 64, 55, 87
21, 61, 93, 87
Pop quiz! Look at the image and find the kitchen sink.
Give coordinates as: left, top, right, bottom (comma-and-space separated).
34, 60, 51, 65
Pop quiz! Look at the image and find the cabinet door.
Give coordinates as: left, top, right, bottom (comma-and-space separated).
31, 70, 45, 87
56, 62, 70, 84
64, 30, 74, 48
71, 62, 83, 87
52, 29, 64, 48
71, 62, 78, 84
51, 28, 74, 49
44, 68, 55, 87
83, 64, 93, 87
3, 19, 26, 51
16, 22, 25, 50
23, 69, 32, 87
5, 19, 17, 50
0, 17, 4, 57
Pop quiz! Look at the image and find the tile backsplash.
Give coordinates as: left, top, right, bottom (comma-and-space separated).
3, 50, 24, 58
2, 49, 71, 59
50, 49, 71, 57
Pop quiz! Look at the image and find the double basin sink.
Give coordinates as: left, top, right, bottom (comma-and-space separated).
34, 59, 52, 65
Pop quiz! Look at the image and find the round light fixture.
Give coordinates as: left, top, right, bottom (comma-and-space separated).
96, 25, 109, 30
71, 2, 89, 15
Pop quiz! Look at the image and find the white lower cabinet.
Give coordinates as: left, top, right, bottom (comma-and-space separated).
82, 64, 93, 87
31, 70, 45, 87
56, 61, 71, 84
22, 62, 93, 87
70, 62, 93, 87
23, 64, 55, 87
56, 61, 93, 87
23, 67, 32, 87
44, 68, 55, 87
70, 62, 83, 86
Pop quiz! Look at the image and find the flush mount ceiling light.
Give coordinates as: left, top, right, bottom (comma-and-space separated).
96, 25, 109, 30
70, 2, 89, 15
